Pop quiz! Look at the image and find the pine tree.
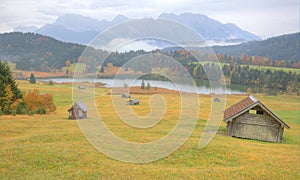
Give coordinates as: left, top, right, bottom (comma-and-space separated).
29, 73, 36, 84
146, 82, 151, 90
0, 61, 25, 114
141, 79, 145, 89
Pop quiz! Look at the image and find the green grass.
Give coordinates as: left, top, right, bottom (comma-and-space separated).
239, 64, 300, 74
192, 62, 300, 74
0, 81, 299, 179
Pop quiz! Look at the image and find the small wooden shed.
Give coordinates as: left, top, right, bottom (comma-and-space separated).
122, 93, 131, 98
68, 102, 88, 120
214, 97, 220, 102
224, 95, 290, 143
127, 98, 139, 105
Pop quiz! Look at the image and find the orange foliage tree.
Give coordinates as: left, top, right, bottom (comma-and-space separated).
66, 60, 71, 67
23, 89, 56, 114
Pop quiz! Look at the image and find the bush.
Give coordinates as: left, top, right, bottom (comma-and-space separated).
28, 110, 34, 116
48, 80, 54, 85
12, 110, 17, 116
36, 107, 46, 114
16, 102, 27, 114
23, 89, 56, 114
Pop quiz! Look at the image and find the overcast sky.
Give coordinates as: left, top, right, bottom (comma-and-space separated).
0, 0, 299, 38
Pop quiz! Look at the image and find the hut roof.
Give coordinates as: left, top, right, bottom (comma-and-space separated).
224, 95, 257, 120
224, 95, 290, 128
68, 102, 88, 112
214, 97, 220, 102
132, 98, 139, 103
127, 98, 139, 105
122, 93, 131, 98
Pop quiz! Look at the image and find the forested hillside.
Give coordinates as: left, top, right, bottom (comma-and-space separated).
0, 32, 86, 71
1, 32, 299, 72
213, 32, 300, 61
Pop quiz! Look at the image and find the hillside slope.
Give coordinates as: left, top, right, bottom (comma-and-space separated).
0, 32, 86, 71
213, 32, 300, 61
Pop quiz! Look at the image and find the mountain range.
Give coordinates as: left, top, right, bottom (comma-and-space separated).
14, 13, 261, 45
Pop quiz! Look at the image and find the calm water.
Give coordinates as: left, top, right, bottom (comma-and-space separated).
41, 78, 249, 94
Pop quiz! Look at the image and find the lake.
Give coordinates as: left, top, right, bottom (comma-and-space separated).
40, 78, 249, 94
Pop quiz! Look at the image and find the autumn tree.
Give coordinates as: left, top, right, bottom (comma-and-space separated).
246, 87, 252, 94
23, 89, 56, 114
66, 60, 71, 67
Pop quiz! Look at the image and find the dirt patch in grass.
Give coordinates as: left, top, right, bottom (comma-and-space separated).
107, 86, 180, 95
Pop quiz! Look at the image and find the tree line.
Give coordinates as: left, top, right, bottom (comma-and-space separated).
186, 63, 300, 93
216, 54, 300, 69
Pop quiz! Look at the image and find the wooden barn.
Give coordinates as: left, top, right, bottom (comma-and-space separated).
68, 102, 88, 120
224, 95, 290, 143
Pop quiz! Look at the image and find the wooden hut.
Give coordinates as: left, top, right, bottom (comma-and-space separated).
127, 98, 139, 105
122, 93, 131, 98
68, 102, 88, 119
224, 95, 290, 143
213, 97, 220, 102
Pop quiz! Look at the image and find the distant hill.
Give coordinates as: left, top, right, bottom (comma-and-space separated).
0, 32, 87, 71
14, 13, 260, 46
213, 32, 300, 61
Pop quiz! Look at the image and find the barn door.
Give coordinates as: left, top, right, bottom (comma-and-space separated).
79, 110, 83, 118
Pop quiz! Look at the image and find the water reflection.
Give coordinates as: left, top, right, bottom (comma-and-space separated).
41, 78, 280, 95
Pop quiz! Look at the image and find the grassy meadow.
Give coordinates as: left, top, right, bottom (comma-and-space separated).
192, 62, 300, 75
0, 80, 299, 179
239, 64, 300, 74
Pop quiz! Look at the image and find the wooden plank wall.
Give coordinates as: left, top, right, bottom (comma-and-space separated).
227, 106, 283, 142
